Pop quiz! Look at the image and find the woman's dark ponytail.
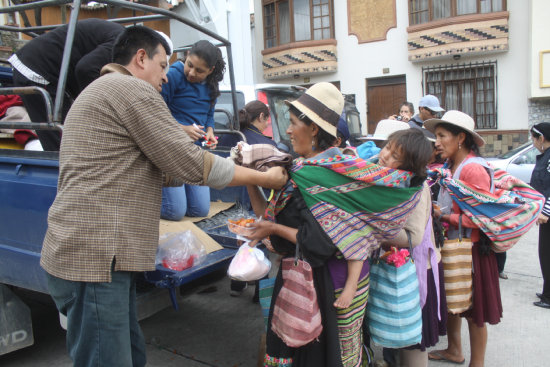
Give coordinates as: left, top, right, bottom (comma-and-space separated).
239, 100, 269, 130
189, 40, 226, 107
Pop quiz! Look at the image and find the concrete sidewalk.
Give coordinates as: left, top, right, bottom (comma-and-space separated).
0, 226, 548, 366
427, 226, 549, 367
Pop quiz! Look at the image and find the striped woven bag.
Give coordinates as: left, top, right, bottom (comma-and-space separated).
271, 243, 322, 348
366, 232, 422, 348
441, 216, 473, 314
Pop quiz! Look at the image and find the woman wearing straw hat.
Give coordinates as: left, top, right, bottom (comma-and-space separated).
424, 111, 502, 366
243, 82, 426, 367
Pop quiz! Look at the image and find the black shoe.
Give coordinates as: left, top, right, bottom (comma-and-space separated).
533, 300, 550, 309
230, 280, 247, 297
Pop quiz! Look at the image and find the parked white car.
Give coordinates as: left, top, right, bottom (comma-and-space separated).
487, 142, 538, 184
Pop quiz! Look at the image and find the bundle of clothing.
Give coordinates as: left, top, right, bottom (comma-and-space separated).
0, 95, 40, 149
230, 142, 292, 172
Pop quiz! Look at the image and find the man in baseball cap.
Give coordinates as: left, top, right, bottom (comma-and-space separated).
409, 94, 444, 140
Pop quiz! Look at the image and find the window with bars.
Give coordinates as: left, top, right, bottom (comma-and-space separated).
409, 0, 506, 25
262, 0, 334, 49
423, 62, 497, 129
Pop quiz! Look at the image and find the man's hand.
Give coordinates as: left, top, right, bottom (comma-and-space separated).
537, 213, 549, 225
182, 124, 206, 141
262, 166, 288, 189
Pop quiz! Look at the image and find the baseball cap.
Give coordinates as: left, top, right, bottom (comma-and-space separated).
418, 95, 445, 112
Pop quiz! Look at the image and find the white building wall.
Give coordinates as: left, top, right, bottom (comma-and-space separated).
169, 0, 253, 86
529, 0, 550, 99
253, 0, 530, 134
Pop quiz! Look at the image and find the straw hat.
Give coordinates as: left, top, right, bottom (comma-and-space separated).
285, 82, 344, 138
364, 119, 410, 141
424, 110, 485, 147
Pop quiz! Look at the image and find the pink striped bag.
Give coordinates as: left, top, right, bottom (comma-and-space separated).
271, 252, 322, 348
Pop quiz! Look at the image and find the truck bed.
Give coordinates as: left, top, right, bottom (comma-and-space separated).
0, 149, 244, 295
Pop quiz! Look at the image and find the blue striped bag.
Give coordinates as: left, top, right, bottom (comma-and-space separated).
258, 277, 276, 331
366, 232, 422, 348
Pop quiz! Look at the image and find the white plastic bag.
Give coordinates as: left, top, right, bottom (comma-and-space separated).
227, 242, 271, 281
155, 231, 207, 271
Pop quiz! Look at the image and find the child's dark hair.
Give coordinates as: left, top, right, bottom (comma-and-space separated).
113, 26, 170, 66
385, 129, 433, 186
436, 122, 481, 156
288, 105, 337, 151
337, 130, 347, 148
189, 40, 226, 106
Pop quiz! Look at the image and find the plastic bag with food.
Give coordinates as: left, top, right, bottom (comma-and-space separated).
155, 231, 207, 271
227, 242, 271, 281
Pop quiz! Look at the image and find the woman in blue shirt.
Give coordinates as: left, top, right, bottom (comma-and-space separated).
219, 100, 276, 148
160, 40, 225, 220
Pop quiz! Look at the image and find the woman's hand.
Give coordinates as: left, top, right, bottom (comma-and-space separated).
537, 213, 549, 225
205, 128, 217, 149
182, 124, 206, 141
246, 220, 275, 247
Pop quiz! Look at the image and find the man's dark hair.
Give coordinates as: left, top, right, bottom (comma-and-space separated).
385, 129, 433, 186
112, 26, 170, 66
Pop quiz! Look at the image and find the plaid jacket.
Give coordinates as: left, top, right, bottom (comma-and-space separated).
41, 64, 234, 282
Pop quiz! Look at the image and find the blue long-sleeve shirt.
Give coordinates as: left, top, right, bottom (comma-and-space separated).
161, 61, 215, 129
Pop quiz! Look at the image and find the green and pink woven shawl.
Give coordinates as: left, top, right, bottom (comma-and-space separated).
266, 149, 422, 260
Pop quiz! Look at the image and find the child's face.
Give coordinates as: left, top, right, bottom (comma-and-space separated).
378, 141, 403, 169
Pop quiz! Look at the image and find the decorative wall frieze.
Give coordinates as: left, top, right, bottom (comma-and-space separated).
262, 43, 337, 80
408, 16, 508, 62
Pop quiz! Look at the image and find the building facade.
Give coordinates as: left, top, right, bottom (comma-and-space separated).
253, 0, 547, 156
4, 0, 254, 87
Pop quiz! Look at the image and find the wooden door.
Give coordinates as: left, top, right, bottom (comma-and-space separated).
366, 77, 407, 134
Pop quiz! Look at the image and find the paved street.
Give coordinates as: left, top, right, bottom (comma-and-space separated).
1, 226, 549, 366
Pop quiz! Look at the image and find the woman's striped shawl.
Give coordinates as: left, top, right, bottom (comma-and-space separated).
430, 166, 544, 252
266, 151, 422, 260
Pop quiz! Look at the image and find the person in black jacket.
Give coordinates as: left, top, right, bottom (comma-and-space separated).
9, 18, 125, 151
530, 122, 550, 309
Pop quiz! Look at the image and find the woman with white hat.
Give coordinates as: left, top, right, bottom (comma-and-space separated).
424, 111, 502, 367
243, 82, 425, 367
